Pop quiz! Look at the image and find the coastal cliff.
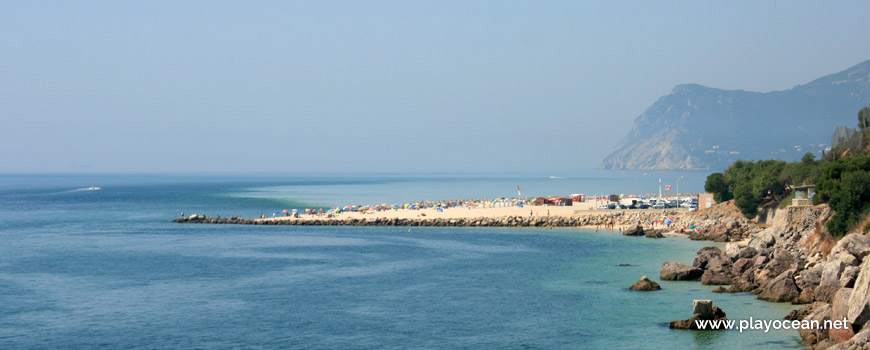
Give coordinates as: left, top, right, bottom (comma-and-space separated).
600, 60, 870, 170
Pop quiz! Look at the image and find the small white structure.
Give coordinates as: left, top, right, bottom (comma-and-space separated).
792, 185, 815, 207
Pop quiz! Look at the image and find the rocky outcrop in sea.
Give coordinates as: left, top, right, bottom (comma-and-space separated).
669, 300, 728, 330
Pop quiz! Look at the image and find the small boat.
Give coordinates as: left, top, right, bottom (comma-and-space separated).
87, 186, 100, 191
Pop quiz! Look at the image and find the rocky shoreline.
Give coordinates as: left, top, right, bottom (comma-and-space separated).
659, 203, 870, 349
174, 201, 870, 347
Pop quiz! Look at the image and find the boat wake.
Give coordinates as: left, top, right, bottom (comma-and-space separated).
59, 186, 101, 193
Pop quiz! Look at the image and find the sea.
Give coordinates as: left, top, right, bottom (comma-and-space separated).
0, 170, 803, 349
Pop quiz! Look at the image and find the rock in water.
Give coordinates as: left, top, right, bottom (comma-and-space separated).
645, 230, 664, 239
629, 276, 662, 291
660, 261, 704, 281
623, 225, 644, 236
669, 300, 728, 330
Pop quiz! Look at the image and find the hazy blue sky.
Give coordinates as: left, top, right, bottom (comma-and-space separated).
2, 1, 870, 173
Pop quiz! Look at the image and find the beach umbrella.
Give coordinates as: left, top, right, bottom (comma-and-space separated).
689, 225, 695, 230
282, 209, 288, 213
664, 219, 673, 225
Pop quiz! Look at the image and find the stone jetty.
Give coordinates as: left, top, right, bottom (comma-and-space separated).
175, 214, 617, 228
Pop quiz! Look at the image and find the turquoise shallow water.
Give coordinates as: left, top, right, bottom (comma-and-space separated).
0, 174, 801, 349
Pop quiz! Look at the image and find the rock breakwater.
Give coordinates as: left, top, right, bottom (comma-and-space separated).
176, 214, 606, 227
174, 210, 686, 230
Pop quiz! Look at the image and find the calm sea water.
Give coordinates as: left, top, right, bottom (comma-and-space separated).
0, 172, 801, 349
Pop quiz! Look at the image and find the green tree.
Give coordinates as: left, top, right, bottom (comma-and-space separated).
704, 172, 731, 203
802, 152, 816, 165
733, 183, 759, 218
827, 170, 870, 236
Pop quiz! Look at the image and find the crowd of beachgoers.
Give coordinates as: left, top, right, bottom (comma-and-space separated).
260, 197, 542, 218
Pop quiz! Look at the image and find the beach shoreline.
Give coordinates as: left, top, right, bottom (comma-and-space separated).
176, 203, 691, 236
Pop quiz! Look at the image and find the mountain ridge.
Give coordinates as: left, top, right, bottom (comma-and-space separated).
600, 60, 870, 170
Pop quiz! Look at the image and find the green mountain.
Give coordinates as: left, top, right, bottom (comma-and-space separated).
600, 60, 870, 170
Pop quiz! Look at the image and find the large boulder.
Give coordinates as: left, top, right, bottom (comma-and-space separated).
798, 303, 832, 346
831, 234, 870, 261
706, 255, 732, 274
701, 270, 732, 285
767, 250, 797, 277
669, 300, 728, 330
801, 264, 824, 287
847, 257, 870, 329
661, 261, 704, 281
842, 266, 861, 289
818, 261, 848, 303
758, 270, 801, 303
645, 230, 664, 239
738, 247, 759, 259
831, 251, 861, 267
831, 288, 856, 343
689, 226, 729, 242
828, 328, 870, 350
724, 243, 740, 261
748, 229, 776, 251
623, 225, 644, 236
693, 247, 723, 270
629, 276, 662, 291
732, 258, 755, 276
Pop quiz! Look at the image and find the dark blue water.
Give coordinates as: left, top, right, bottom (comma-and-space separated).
0, 174, 801, 349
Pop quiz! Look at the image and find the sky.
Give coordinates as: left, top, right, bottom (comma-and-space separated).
2, 1, 870, 174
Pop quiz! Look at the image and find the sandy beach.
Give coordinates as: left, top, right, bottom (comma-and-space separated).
262, 202, 595, 221
248, 201, 691, 234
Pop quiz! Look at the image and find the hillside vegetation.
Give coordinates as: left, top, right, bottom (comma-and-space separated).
705, 107, 870, 237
